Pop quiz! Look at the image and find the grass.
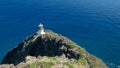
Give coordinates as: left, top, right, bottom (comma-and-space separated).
63, 62, 74, 68
41, 61, 54, 68
28, 62, 36, 68
77, 58, 86, 65
45, 30, 57, 40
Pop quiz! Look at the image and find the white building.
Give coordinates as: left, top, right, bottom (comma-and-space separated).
37, 23, 46, 35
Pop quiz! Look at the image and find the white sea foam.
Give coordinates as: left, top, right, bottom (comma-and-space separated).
108, 62, 120, 68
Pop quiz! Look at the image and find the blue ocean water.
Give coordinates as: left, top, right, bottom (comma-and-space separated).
0, 0, 120, 68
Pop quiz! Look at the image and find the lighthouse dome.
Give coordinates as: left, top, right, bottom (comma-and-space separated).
38, 23, 43, 28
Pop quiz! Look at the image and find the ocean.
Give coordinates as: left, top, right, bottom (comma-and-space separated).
0, 0, 120, 68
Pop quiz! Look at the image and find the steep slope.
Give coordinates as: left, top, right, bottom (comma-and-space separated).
0, 30, 107, 68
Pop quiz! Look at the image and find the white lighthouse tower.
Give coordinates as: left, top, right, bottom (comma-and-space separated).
38, 23, 46, 35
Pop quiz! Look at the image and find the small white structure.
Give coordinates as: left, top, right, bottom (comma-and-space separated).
38, 23, 46, 35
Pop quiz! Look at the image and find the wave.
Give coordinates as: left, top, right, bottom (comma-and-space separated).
107, 62, 120, 68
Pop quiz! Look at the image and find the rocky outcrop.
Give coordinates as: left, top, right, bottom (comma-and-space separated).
0, 30, 107, 68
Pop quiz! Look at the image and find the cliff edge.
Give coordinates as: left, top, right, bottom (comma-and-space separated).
0, 30, 107, 68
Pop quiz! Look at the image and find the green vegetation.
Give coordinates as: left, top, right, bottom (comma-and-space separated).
45, 30, 57, 40
77, 58, 86, 65
68, 43, 76, 49
27, 62, 36, 68
63, 62, 74, 68
69, 58, 86, 65
1, 29, 107, 68
41, 61, 54, 68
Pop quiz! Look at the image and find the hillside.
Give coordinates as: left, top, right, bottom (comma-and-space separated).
0, 30, 107, 68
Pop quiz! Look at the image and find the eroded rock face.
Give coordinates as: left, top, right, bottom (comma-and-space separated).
1, 30, 108, 68
1, 30, 80, 65
0, 64, 15, 68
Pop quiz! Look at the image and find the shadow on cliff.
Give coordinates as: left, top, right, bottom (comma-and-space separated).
1, 34, 80, 65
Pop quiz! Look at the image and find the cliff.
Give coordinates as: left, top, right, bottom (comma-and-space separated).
0, 30, 107, 68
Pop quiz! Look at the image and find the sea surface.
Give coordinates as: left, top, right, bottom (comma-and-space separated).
0, 0, 120, 68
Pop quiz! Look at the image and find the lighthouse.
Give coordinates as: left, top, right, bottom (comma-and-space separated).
38, 23, 46, 35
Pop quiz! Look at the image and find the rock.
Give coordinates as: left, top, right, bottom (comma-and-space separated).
0, 64, 15, 68
52, 64, 69, 68
16, 62, 26, 68
0, 30, 108, 68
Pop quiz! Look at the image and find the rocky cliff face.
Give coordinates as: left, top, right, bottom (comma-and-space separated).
0, 30, 107, 68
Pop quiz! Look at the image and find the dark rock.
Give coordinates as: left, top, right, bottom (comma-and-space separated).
1, 30, 108, 68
